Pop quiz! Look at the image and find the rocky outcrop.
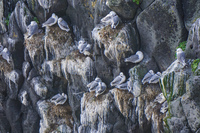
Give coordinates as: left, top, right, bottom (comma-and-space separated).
0, 0, 199, 132
136, 0, 187, 71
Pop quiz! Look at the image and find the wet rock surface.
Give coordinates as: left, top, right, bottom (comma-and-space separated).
0, 0, 199, 133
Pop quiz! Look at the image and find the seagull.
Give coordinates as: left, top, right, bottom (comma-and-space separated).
142, 70, 155, 84
111, 15, 121, 29
115, 82, 128, 91
101, 11, 121, 29
149, 72, 162, 84
27, 21, 41, 38
176, 48, 186, 66
110, 72, 126, 87
42, 13, 58, 27
58, 17, 70, 32
78, 39, 92, 55
124, 51, 144, 63
0, 48, 12, 64
87, 77, 102, 92
95, 82, 107, 97
50, 93, 67, 105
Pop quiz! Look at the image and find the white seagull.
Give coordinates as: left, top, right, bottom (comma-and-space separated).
42, 13, 58, 27
95, 82, 107, 97
101, 11, 121, 29
27, 21, 41, 38
87, 77, 102, 92
58, 17, 70, 32
110, 72, 126, 87
149, 72, 162, 84
50, 93, 67, 105
124, 51, 144, 63
176, 48, 186, 66
115, 82, 128, 91
142, 70, 155, 84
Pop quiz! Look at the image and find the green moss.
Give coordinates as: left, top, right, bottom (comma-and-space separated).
132, 0, 140, 5
191, 59, 200, 73
5, 13, 11, 26
33, 17, 39, 24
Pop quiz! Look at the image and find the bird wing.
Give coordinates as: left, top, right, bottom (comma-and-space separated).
42, 17, 56, 27
180, 52, 186, 64
101, 14, 112, 23
59, 20, 70, 30
110, 76, 122, 86
116, 82, 127, 90
28, 24, 39, 36
149, 74, 160, 83
125, 54, 139, 63
142, 71, 154, 84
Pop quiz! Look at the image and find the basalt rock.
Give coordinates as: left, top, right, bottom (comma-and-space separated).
136, 0, 187, 71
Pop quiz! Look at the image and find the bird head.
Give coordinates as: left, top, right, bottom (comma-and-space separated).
58, 17, 63, 23
95, 77, 101, 82
149, 70, 154, 74
120, 72, 124, 77
176, 48, 183, 53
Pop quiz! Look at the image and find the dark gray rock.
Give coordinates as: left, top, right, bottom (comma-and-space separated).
5, 98, 22, 133
185, 18, 200, 59
14, 1, 34, 34
181, 93, 200, 132
5, 70, 23, 99
140, 0, 154, 10
136, 0, 187, 71
106, 0, 139, 19
27, 68, 39, 81
24, 48, 31, 62
22, 107, 40, 133
66, 0, 111, 42
8, 12, 24, 70
182, 0, 200, 31
0, 22, 7, 34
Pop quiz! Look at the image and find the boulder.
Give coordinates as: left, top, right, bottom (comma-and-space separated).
106, 0, 139, 19
136, 0, 187, 71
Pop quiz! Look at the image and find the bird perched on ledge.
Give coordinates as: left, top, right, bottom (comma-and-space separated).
42, 13, 58, 27
176, 48, 186, 66
124, 51, 144, 64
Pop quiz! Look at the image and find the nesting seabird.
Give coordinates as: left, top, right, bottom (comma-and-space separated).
0, 48, 12, 64
124, 51, 144, 63
58, 17, 70, 32
87, 77, 102, 92
95, 82, 107, 97
115, 82, 128, 91
142, 70, 155, 84
176, 48, 186, 66
50, 93, 67, 105
27, 21, 41, 38
101, 11, 121, 29
110, 72, 126, 86
149, 72, 162, 84
78, 39, 91, 54
42, 13, 58, 27
111, 15, 121, 29
101, 11, 116, 24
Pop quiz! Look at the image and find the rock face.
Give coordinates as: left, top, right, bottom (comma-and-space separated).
0, 0, 199, 133
136, 0, 187, 71
182, 0, 200, 31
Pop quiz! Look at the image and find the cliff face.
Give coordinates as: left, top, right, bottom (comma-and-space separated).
0, 0, 200, 133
